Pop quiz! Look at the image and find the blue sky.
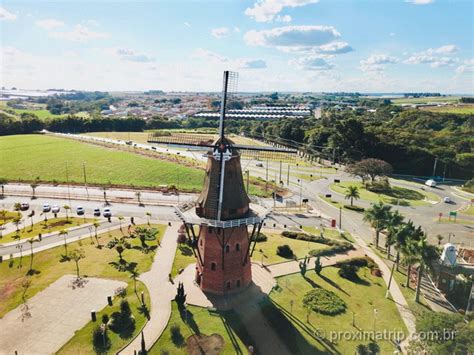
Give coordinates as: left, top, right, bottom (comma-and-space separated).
1, 0, 473, 93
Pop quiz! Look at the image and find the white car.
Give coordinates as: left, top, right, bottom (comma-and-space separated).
103, 208, 112, 218
443, 197, 452, 203
256, 163, 264, 167
76, 206, 85, 215
425, 179, 437, 187
42, 204, 51, 213
51, 205, 60, 214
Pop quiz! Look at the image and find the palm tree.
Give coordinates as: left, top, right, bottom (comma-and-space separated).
385, 210, 405, 260
102, 186, 108, 205
145, 212, 151, 226
135, 191, 142, 206
363, 201, 392, 248
413, 236, 439, 303
59, 229, 69, 256
129, 268, 140, 299
13, 216, 21, 234
93, 221, 100, 246
30, 180, 39, 199
0, 177, 7, 199
14, 202, 21, 211
344, 185, 360, 206
70, 248, 85, 278
63, 205, 70, 221
118, 216, 124, 234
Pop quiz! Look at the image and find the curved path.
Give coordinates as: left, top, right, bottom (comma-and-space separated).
119, 222, 178, 354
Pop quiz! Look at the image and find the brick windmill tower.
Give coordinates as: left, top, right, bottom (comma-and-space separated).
148, 71, 296, 295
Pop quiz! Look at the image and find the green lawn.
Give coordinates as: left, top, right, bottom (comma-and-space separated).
302, 226, 354, 243
149, 302, 251, 354
460, 204, 474, 216
0, 101, 89, 120
1, 217, 94, 244
254, 232, 328, 264
0, 224, 166, 318
171, 243, 196, 277
391, 96, 460, 105
330, 181, 440, 206
0, 210, 21, 226
438, 217, 474, 225
422, 105, 474, 115
0, 134, 271, 196
268, 267, 407, 354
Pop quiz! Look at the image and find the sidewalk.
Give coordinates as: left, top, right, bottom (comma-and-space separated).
119, 222, 178, 354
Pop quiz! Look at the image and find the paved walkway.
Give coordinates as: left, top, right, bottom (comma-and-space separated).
119, 222, 178, 354
267, 248, 365, 277
0, 275, 125, 355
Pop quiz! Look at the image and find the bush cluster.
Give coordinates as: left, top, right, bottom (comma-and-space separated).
254, 233, 268, 242
344, 204, 365, 212
281, 231, 355, 258
276, 244, 294, 259
334, 256, 376, 269
303, 288, 346, 315
338, 264, 359, 281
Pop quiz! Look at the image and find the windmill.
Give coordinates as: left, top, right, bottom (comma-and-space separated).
148, 71, 297, 294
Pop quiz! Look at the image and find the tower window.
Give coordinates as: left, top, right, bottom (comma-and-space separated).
200, 239, 203, 246
236, 243, 240, 252
237, 280, 241, 288
211, 262, 216, 271
225, 245, 230, 253
226, 281, 231, 289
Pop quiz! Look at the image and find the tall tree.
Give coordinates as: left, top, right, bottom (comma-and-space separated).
63, 205, 70, 221
363, 201, 392, 248
70, 248, 85, 278
344, 185, 360, 206
59, 229, 69, 256
0, 177, 7, 198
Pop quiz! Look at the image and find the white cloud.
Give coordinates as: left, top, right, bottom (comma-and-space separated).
50, 24, 109, 42
275, 15, 292, 23
116, 48, 156, 63
455, 59, 474, 74
192, 48, 266, 70
360, 54, 398, 72
404, 45, 459, 68
184, 22, 191, 28
245, 0, 319, 22
290, 55, 334, 70
35, 19, 65, 30
406, 0, 434, 4
0, 7, 17, 21
245, 25, 341, 48
211, 27, 230, 39
317, 41, 353, 55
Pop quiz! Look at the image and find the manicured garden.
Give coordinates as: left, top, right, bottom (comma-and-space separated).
267, 266, 407, 354
330, 181, 440, 206
149, 301, 250, 354
1, 217, 94, 244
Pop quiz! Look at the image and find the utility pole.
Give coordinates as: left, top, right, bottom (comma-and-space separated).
279, 160, 282, 185
432, 156, 438, 177
339, 207, 342, 229
265, 157, 269, 192
65, 162, 72, 207
287, 164, 290, 186
83, 162, 89, 200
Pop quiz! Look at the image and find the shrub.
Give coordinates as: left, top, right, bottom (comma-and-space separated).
372, 268, 382, 277
276, 244, 294, 259
334, 256, 376, 269
338, 264, 359, 281
254, 233, 268, 242
344, 204, 365, 212
109, 300, 135, 337
102, 314, 109, 324
303, 288, 346, 315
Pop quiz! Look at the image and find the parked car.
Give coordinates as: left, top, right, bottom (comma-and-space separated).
151, 146, 157, 150
443, 197, 452, 203
42, 204, 51, 213
20, 202, 30, 211
76, 206, 85, 215
103, 208, 112, 218
51, 205, 60, 214
93, 208, 101, 217
256, 162, 264, 167
425, 179, 437, 187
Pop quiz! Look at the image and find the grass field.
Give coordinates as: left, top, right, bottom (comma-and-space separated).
460, 204, 474, 216
171, 243, 196, 277
302, 226, 354, 243
267, 267, 407, 354
330, 181, 440, 206
149, 302, 250, 354
0, 101, 89, 120
0, 134, 270, 196
1, 217, 93, 244
438, 217, 474, 225
1, 224, 165, 354
421, 105, 474, 115
0, 210, 21, 226
391, 96, 461, 105
254, 232, 328, 264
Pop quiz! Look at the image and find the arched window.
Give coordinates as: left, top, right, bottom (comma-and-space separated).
225, 245, 230, 253
200, 239, 203, 246
226, 281, 231, 289
236, 243, 240, 252
211, 262, 216, 271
